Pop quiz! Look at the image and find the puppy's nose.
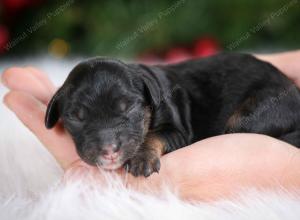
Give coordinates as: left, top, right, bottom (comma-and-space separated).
102, 144, 120, 160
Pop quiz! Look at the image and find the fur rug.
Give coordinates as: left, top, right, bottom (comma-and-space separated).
1, 57, 300, 220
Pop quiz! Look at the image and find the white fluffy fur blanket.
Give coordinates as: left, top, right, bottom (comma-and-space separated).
1, 57, 300, 220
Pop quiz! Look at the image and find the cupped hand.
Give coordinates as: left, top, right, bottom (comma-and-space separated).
2, 67, 82, 170
2, 55, 300, 201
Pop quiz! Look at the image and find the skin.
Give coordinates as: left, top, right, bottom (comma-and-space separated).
2, 51, 300, 202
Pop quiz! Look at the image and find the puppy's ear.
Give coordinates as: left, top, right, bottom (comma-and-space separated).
142, 75, 161, 107
45, 88, 64, 129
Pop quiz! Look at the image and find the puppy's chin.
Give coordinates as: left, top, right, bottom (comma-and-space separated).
100, 163, 123, 170
97, 158, 124, 170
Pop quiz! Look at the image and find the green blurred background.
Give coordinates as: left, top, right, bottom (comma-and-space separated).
0, 0, 299, 61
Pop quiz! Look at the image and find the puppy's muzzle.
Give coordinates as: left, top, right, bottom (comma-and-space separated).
97, 144, 123, 170
102, 144, 120, 160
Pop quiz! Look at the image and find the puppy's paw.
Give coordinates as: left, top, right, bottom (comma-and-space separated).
126, 150, 161, 177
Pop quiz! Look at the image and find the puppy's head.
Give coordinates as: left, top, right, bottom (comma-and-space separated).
45, 58, 160, 169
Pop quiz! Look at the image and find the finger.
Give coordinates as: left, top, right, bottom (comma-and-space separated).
24, 66, 56, 93
3, 91, 79, 169
2, 67, 55, 104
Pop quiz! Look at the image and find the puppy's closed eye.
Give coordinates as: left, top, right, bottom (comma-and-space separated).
75, 108, 86, 121
66, 108, 86, 122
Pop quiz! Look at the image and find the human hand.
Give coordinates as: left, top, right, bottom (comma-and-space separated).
1, 67, 82, 170
255, 50, 300, 87
2, 60, 300, 201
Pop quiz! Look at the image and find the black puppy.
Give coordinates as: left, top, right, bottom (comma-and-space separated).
45, 53, 300, 177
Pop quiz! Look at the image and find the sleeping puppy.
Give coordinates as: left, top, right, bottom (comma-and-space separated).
45, 53, 300, 177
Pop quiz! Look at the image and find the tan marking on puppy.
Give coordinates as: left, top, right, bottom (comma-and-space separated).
143, 107, 152, 136
128, 132, 164, 176
226, 111, 242, 130
143, 133, 165, 157
142, 107, 165, 158
226, 97, 256, 130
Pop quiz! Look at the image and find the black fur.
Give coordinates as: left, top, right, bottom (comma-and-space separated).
45, 53, 300, 176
